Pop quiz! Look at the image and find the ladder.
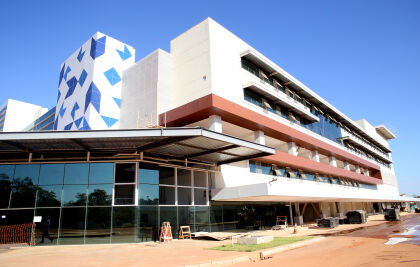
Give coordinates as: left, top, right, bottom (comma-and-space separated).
159, 221, 172, 243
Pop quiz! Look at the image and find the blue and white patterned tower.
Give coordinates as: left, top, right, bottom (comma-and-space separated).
54, 32, 135, 130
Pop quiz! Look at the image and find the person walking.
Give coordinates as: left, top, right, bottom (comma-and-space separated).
40, 215, 53, 243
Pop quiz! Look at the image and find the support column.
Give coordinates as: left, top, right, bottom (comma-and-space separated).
209, 115, 222, 133
288, 142, 297, 156
253, 130, 265, 145
312, 150, 320, 162
289, 202, 294, 225
364, 169, 370, 176
355, 165, 361, 174
344, 161, 350, 171
329, 155, 337, 167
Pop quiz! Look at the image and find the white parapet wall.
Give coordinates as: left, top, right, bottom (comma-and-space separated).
120, 49, 171, 129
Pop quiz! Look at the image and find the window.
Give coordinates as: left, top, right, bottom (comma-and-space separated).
194, 171, 207, 188
159, 186, 175, 205
177, 169, 191, 186
64, 164, 89, 184
114, 163, 136, 205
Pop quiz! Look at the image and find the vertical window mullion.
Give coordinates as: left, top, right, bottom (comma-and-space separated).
174, 168, 178, 205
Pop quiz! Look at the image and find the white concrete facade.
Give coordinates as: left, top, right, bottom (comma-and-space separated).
169, 18, 403, 203
0, 99, 47, 132
120, 49, 171, 128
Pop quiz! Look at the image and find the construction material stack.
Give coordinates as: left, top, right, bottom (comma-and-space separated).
317, 217, 340, 228
346, 210, 367, 224
384, 209, 400, 221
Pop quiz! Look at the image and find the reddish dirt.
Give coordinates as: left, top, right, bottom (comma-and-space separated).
1, 214, 419, 267
234, 215, 420, 267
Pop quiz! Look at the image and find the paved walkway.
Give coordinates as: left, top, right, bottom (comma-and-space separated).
0, 213, 417, 267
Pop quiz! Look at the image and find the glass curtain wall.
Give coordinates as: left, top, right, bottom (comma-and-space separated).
0, 163, 211, 246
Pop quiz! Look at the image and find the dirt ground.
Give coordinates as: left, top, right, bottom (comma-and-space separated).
0, 213, 419, 267
234, 214, 420, 267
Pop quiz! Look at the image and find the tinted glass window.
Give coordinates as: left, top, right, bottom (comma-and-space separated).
159, 167, 175, 185
139, 184, 158, 205
112, 206, 137, 243
88, 184, 112, 206
177, 169, 191, 186
85, 207, 111, 244
114, 184, 135, 205
138, 163, 159, 184
59, 207, 86, 245
115, 163, 136, 183
89, 163, 114, 184
194, 188, 207, 205
37, 185, 62, 207
62, 185, 87, 206
177, 187, 192, 205
14, 164, 40, 185
39, 164, 64, 185
159, 186, 175, 205
0, 165, 14, 180
0, 166, 12, 208
194, 171, 207, 188
195, 206, 210, 232
10, 175, 37, 208
139, 206, 158, 242
64, 164, 89, 184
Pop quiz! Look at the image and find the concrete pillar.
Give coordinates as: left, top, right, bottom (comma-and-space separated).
329, 155, 337, 167
289, 202, 294, 225
344, 161, 350, 171
209, 115, 222, 133
355, 165, 361, 174
253, 130, 265, 145
364, 169, 370, 176
288, 142, 297, 156
312, 150, 320, 162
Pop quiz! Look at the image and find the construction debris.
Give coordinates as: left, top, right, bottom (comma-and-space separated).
346, 210, 367, 224
317, 217, 340, 228
191, 232, 249, 241
384, 209, 400, 221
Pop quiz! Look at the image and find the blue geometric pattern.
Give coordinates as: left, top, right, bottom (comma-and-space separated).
58, 64, 65, 86
65, 76, 78, 99
64, 66, 71, 81
112, 97, 121, 108
79, 69, 87, 86
85, 82, 101, 113
80, 118, 91, 130
59, 104, 66, 118
77, 48, 85, 62
101, 115, 118, 127
55, 33, 134, 130
53, 116, 59, 130
64, 122, 73, 130
90, 36, 106, 59
74, 117, 83, 128
116, 45, 132, 61
104, 68, 121, 85
71, 102, 79, 119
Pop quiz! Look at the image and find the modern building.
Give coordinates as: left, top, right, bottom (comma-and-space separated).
0, 18, 417, 246
54, 32, 135, 131
0, 99, 47, 132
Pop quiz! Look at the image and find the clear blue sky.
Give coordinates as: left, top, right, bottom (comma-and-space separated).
0, 1, 419, 196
